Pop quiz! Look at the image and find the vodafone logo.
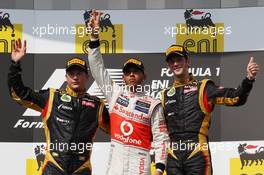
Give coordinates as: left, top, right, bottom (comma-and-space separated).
120, 121, 133, 136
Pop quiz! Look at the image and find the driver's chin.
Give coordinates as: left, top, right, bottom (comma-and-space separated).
70, 84, 82, 91
173, 69, 183, 76
126, 82, 137, 87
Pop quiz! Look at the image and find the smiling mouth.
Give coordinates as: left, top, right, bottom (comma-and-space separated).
129, 79, 136, 83
174, 67, 182, 70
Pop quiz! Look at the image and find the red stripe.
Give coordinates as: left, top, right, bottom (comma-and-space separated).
201, 151, 211, 175
245, 145, 258, 149
41, 98, 49, 119
192, 10, 205, 15
41, 161, 48, 175
203, 90, 212, 113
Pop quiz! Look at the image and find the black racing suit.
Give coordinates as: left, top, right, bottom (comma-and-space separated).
162, 74, 254, 175
8, 60, 110, 175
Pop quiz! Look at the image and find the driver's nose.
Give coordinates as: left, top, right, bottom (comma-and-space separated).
128, 72, 135, 76
72, 73, 79, 79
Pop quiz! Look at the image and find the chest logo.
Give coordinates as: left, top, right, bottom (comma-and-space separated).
60, 94, 72, 102
82, 101, 95, 108
120, 121, 134, 136
117, 97, 129, 107
58, 104, 73, 111
165, 100, 176, 106
167, 87, 176, 97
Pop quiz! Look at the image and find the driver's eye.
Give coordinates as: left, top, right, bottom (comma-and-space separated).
124, 72, 131, 76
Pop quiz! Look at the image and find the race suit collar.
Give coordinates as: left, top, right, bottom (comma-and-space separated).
66, 86, 86, 97
123, 88, 145, 97
173, 74, 195, 88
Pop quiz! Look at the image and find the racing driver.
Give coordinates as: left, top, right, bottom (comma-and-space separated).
8, 39, 110, 175
86, 10, 169, 175
161, 45, 260, 175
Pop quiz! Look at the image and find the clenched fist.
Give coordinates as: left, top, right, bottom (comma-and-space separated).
87, 9, 103, 40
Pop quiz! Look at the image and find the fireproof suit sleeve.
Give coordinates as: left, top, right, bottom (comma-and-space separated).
205, 77, 254, 107
151, 103, 170, 172
7, 60, 49, 112
87, 39, 120, 104
98, 101, 110, 134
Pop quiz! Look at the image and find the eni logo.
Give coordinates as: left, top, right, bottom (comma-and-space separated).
230, 143, 264, 175
26, 144, 46, 175
0, 11, 23, 53
75, 10, 123, 54
176, 9, 226, 53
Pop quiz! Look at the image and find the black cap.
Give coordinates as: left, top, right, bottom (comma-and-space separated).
165, 45, 189, 61
122, 58, 145, 73
66, 57, 88, 73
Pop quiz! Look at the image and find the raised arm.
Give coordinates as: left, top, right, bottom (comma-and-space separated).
87, 9, 118, 103
8, 39, 49, 112
206, 57, 260, 107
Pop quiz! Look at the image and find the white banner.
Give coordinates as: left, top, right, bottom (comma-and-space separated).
1, 7, 264, 54
1, 141, 264, 175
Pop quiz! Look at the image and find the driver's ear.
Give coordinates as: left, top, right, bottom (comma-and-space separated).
65, 73, 69, 82
167, 64, 171, 71
143, 74, 147, 82
187, 58, 190, 67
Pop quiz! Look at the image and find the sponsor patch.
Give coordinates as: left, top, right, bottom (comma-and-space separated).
165, 100, 176, 106
136, 100, 151, 109
167, 112, 175, 117
56, 117, 70, 125
82, 101, 95, 108
67, 58, 85, 66
117, 97, 129, 107
184, 86, 198, 94
60, 94, 71, 102
82, 97, 95, 102
135, 105, 149, 114
58, 104, 73, 111
167, 87, 176, 97
120, 94, 129, 101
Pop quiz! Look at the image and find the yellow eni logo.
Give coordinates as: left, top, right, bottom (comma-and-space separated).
26, 145, 45, 175
76, 11, 123, 54
0, 11, 23, 53
176, 9, 224, 53
230, 158, 264, 174
230, 143, 264, 175
26, 159, 43, 175
151, 162, 167, 175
